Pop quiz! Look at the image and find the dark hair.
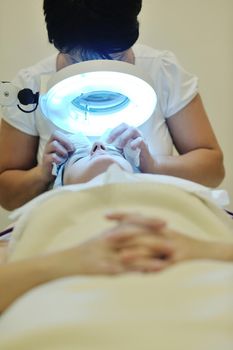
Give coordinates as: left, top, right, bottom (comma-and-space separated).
43, 0, 142, 55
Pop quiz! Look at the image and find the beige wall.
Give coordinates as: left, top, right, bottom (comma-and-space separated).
138, 0, 233, 209
0, 0, 232, 229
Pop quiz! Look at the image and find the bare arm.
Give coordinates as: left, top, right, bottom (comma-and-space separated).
106, 212, 233, 263
0, 120, 75, 210
0, 120, 51, 210
141, 94, 225, 187
107, 94, 225, 187
1, 214, 232, 313
0, 220, 168, 313
2, 238, 231, 315
0, 246, 118, 313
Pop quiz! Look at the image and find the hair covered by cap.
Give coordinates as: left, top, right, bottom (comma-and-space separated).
43, 0, 142, 54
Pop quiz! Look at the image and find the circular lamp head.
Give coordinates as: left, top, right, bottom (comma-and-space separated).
40, 60, 157, 136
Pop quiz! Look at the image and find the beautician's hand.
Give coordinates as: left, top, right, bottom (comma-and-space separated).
107, 123, 143, 148
107, 123, 156, 173
106, 212, 209, 267
130, 135, 157, 173
41, 131, 75, 182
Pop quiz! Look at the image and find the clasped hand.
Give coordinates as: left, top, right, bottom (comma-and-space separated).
61, 212, 199, 276
61, 214, 170, 276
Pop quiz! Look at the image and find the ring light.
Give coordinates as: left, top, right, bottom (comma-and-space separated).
40, 60, 157, 136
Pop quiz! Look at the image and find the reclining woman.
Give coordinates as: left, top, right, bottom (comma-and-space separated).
0, 142, 232, 315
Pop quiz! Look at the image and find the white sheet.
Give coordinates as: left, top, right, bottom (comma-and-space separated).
0, 166, 232, 350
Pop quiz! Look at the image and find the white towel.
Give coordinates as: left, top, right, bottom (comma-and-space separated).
52, 133, 91, 176
100, 129, 140, 169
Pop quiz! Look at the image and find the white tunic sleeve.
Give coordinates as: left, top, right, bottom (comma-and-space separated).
157, 50, 198, 118
1, 67, 40, 136
1, 55, 57, 137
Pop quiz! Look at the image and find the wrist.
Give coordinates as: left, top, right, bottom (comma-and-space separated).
184, 239, 233, 262
45, 247, 86, 278
35, 164, 54, 189
36, 251, 76, 282
203, 241, 233, 262
140, 154, 159, 174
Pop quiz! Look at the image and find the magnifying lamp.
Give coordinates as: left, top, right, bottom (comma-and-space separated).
40, 60, 157, 136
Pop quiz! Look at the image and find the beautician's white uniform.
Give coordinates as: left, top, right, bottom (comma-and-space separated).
1, 44, 198, 163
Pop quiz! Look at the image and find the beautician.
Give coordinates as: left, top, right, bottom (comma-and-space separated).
0, 0, 224, 210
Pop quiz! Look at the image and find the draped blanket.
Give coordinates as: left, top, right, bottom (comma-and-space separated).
0, 166, 232, 349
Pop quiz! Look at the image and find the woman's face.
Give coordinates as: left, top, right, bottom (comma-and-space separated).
63, 141, 133, 185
